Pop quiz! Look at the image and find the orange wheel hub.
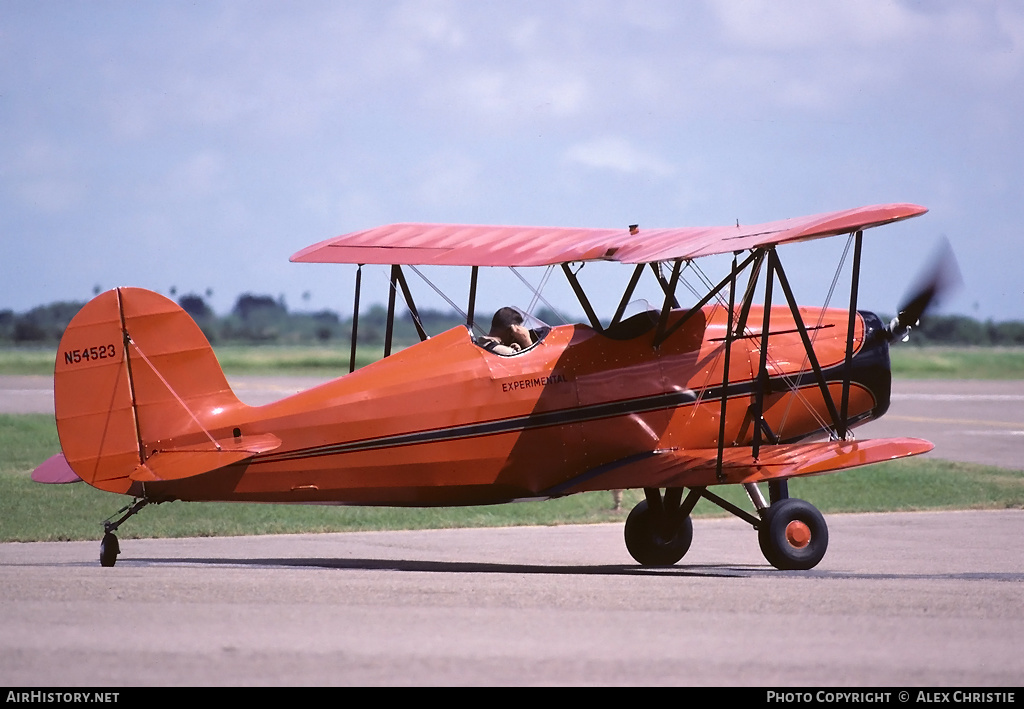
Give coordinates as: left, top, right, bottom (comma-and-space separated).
785, 520, 812, 549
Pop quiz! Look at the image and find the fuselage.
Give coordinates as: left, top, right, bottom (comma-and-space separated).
140, 304, 892, 506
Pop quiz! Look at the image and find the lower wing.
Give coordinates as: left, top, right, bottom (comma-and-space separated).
550, 438, 934, 495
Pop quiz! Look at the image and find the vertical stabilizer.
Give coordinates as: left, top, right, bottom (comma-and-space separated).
54, 288, 245, 493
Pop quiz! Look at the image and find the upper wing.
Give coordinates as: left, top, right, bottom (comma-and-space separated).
547, 437, 935, 496
290, 203, 927, 267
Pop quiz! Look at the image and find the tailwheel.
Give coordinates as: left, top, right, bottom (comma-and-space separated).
624, 498, 693, 567
100, 532, 120, 568
98, 497, 151, 567
758, 498, 828, 570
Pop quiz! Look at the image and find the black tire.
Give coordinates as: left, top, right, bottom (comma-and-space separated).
758, 498, 828, 570
100, 532, 119, 568
624, 499, 693, 566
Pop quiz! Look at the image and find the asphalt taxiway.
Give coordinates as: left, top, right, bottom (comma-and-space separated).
1, 510, 1022, 686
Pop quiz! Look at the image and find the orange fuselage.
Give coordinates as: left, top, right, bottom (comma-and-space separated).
96, 303, 888, 506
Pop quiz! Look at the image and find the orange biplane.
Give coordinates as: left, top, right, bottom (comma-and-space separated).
35, 203, 950, 569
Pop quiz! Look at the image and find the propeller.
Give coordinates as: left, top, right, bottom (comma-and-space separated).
886, 237, 962, 342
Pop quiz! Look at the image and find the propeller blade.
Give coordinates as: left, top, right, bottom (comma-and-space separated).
889, 237, 961, 341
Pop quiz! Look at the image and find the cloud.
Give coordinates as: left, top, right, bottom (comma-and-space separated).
162, 151, 229, 200
5, 140, 85, 213
563, 137, 675, 177
711, 0, 916, 51
412, 152, 482, 210
704, 1, 1024, 114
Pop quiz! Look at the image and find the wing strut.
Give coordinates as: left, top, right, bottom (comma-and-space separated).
349, 265, 362, 373
649, 262, 680, 309
838, 231, 864, 439
610, 264, 646, 328
467, 266, 479, 331
714, 253, 739, 483
733, 250, 769, 338
561, 263, 603, 332
654, 261, 683, 347
384, 264, 429, 358
752, 248, 775, 460
384, 265, 399, 357
395, 266, 428, 342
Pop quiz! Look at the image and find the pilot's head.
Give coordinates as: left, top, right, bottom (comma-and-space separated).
489, 307, 531, 348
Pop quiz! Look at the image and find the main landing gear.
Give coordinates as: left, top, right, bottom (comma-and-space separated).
623, 483, 828, 571
757, 497, 828, 571
99, 498, 151, 567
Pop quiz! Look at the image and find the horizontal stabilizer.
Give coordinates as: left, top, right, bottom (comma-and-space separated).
129, 433, 281, 482
556, 438, 934, 495
31, 453, 83, 484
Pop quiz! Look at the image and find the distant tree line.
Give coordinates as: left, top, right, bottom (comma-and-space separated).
1, 292, 1022, 347
0, 292, 509, 348
894, 314, 1024, 346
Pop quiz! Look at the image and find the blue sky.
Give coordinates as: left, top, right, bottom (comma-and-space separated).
2, 1, 1022, 324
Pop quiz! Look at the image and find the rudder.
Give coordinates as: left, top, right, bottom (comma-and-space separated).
55, 288, 247, 493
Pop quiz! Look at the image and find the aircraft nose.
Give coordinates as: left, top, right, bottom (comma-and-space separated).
851, 310, 893, 420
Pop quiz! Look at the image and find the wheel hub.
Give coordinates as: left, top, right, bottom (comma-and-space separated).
785, 520, 812, 549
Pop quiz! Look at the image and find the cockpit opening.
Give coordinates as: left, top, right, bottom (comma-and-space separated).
475, 306, 550, 356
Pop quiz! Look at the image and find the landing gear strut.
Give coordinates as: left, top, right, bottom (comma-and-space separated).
99, 498, 150, 567
621, 485, 829, 570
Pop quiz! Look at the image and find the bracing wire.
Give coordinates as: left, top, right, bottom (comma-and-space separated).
509, 266, 571, 324
407, 265, 471, 324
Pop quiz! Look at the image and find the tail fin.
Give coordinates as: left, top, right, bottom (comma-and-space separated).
55, 288, 276, 494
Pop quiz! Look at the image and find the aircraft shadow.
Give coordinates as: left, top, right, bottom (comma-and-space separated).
121, 556, 1024, 582
127, 555, 761, 578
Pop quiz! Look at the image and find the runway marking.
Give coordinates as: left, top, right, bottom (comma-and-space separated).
888, 415, 1024, 429
962, 430, 1024, 437
892, 393, 1024, 402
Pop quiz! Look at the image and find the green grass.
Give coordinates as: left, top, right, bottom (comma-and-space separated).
211, 345, 387, 375
0, 347, 58, 375
889, 346, 1024, 379
2, 414, 1021, 543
